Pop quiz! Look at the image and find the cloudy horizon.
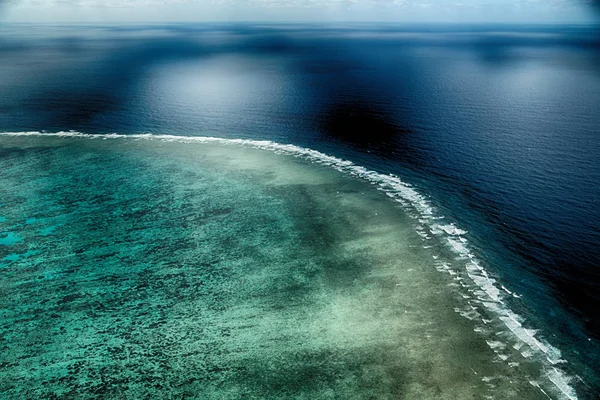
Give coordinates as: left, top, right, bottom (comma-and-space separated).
1, 0, 598, 24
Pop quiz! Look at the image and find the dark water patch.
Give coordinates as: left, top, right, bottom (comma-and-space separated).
318, 100, 411, 148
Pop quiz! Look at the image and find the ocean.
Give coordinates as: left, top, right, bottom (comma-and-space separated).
0, 23, 598, 398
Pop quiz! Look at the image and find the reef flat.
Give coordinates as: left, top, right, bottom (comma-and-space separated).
0, 135, 558, 399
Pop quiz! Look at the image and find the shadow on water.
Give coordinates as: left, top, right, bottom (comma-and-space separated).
317, 99, 411, 149
587, 0, 600, 14
6, 30, 317, 132
17, 37, 215, 131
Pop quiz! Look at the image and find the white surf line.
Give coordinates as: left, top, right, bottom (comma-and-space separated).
0, 130, 578, 399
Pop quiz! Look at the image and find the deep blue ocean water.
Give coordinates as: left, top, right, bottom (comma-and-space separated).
0, 23, 599, 396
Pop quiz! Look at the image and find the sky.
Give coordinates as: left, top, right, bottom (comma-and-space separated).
0, 0, 598, 23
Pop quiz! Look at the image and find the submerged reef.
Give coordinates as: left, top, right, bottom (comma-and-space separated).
0, 134, 570, 399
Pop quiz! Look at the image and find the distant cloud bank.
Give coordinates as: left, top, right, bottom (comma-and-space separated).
0, 0, 597, 23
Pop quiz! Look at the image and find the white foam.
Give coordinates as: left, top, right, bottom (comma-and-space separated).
0, 130, 578, 399
434, 223, 468, 236
486, 340, 507, 350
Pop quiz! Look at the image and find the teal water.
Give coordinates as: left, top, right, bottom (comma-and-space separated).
0, 135, 569, 399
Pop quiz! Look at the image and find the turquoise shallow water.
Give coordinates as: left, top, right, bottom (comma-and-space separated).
0, 134, 573, 399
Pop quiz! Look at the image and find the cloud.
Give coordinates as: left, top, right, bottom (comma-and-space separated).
1, 0, 597, 22
6, 0, 188, 6
0, 0, 589, 9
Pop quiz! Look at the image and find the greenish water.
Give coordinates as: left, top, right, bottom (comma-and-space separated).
0, 136, 554, 399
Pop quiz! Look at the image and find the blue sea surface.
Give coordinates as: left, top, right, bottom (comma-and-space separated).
0, 23, 599, 397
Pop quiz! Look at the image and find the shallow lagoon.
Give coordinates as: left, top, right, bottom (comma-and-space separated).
0, 135, 567, 399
